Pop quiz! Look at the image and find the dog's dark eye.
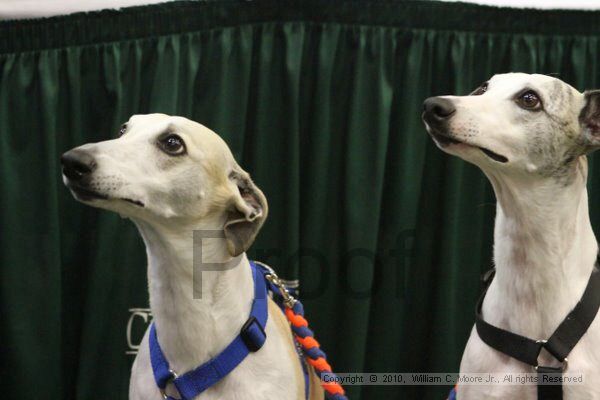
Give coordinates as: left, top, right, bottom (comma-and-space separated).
471, 82, 488, 96
118, 123, 128, 137
159, 134, 186, 155
516, 90, 542, 110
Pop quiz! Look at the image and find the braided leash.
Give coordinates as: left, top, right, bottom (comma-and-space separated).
257, 262, 348, 400
284, 303, 347, 400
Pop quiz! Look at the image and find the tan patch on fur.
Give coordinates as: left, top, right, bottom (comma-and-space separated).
308, 363, 325, 400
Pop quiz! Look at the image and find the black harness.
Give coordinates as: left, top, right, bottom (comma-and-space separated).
475, 257, 600, 400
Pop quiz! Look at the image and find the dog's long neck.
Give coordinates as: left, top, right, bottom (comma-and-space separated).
134, 218, 254, 372
484, 158, 598, 338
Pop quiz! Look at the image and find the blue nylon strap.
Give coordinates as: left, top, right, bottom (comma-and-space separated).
448, 387, 457, 400
149, 323, 174, 390
149, 261, 268, 400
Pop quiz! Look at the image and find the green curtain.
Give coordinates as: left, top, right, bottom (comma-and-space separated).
2, 1, 600, 399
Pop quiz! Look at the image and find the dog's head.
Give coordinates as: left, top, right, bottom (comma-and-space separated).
61, 113, 267, 256
422, 73, 600, 179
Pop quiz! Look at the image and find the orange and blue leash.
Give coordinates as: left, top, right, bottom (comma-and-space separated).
285, 302, 347, 399
255, 261, 348, 400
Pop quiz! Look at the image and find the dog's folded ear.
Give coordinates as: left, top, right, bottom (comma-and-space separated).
579, 90, 600, 150
224, 170, 268, 257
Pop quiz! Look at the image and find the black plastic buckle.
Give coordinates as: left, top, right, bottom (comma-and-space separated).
240, 316, 266, 352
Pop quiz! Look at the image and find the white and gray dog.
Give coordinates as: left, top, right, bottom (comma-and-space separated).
61, 114, 323, 400
422, 73, 600, 399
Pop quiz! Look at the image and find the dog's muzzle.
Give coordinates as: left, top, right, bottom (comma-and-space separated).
421, 97, 509, 163
61, 148, 145, 206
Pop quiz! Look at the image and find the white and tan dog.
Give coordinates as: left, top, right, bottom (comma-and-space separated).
61, 114, 323, 400
422, 73, 600, 399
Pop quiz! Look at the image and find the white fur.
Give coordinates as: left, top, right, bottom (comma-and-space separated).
424, 73, 600, 399
63, 114, 307, 399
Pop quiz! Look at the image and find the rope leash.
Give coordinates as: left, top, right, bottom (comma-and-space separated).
257, 262, 348, 400
285, 303, 347, 399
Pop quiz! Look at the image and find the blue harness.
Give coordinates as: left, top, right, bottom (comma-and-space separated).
149, 261, 309, 399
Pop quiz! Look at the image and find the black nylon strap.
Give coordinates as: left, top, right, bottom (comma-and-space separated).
476, 315, 544, 366
474, 257, 600, 400
537, 366, 563, 400
475, 269, 544, 366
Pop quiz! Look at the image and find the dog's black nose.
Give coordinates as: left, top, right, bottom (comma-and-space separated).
61, 149, 96, 181
423, 97, 456, 122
